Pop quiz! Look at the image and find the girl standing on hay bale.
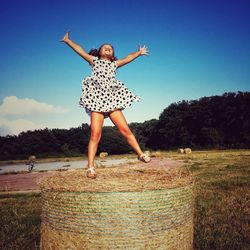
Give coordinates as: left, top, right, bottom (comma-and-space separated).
61, 31, 151, 178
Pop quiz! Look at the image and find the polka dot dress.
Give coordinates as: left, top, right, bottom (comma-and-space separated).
79, 56, 141, 118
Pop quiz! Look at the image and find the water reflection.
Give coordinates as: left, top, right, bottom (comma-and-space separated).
0, 158, 138, 174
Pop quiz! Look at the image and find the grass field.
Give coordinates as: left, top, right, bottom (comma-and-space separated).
0, 150, 249, 249
164, 150, 250, 249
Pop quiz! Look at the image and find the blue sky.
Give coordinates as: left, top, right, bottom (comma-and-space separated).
0, 0, 249, 136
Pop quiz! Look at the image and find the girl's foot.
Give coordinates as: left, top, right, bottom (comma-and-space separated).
138, 153, 151, 163
86, 166, 97, 179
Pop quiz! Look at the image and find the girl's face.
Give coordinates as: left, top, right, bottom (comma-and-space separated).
99, 44, 114, 60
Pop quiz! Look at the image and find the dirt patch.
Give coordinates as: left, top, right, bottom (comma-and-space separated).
0, 172, 54, 192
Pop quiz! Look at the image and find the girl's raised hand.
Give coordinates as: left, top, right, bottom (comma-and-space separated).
60, 31, 70, 43
138, 45, 149, 56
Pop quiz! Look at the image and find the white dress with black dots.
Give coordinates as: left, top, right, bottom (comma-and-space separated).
79, 56, 141, 118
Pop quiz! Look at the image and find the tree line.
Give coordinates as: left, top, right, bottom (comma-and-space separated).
0, 91, 249, 160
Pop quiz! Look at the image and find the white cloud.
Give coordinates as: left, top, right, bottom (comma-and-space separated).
0, 96, 68, 116
0, 96, 70, 136
0, 117, 47, 136
0, 124, 12, 136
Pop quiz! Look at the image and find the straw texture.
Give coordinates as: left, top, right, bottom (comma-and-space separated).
40, 163, 194, 249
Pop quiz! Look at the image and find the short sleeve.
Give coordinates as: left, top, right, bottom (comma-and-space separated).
92, 56, 98, 65
113, 60, 118, 68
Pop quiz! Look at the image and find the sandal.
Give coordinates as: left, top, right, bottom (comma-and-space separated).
138, 153, 151, 163
86, 167, 97, 179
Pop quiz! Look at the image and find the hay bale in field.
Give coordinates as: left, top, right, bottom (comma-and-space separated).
40, 162, 195, 249
100, 152, 108, 158
28, 155, 36, 161
150, 151, 162, 157
184, 148, 192, 154
178, 148, 185, 154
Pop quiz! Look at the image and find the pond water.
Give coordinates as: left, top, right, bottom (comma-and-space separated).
0, 158, 138, 174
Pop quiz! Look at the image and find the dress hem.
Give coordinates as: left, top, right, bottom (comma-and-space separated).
79, 97, 141, 118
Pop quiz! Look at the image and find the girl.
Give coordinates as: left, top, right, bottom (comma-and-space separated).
61, 31, 151, 178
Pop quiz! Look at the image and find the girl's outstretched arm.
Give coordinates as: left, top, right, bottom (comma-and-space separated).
60, 31, 94, 65
116, 45, 149, 68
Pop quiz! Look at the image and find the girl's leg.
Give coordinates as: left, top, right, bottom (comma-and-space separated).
88, 111, 105, 168
108, 109, 144, 156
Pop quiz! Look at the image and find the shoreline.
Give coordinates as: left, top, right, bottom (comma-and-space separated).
0, 153, 137, 166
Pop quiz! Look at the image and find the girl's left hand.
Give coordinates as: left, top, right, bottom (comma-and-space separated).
138, 45, 149, 56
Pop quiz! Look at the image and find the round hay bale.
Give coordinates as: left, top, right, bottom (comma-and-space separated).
28, 155, 36, 161
100, 152, 108, 159
184, 148, 192, 154
177, 148, 184, 154
40, 164, 194, 249
150, 151, 162, 157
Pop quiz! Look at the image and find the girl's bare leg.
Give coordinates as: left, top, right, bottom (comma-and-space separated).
88, 111, 105, 167
108, 109, 144, 156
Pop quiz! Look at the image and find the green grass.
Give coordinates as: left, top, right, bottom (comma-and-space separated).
166, 149, 250, 250
0, 150, 249, 249
0, 193, 41, 249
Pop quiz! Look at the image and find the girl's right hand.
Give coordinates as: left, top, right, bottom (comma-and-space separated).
60, 31, 70, 43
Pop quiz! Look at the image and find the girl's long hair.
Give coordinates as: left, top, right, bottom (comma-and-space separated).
88, 43, 117, 62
